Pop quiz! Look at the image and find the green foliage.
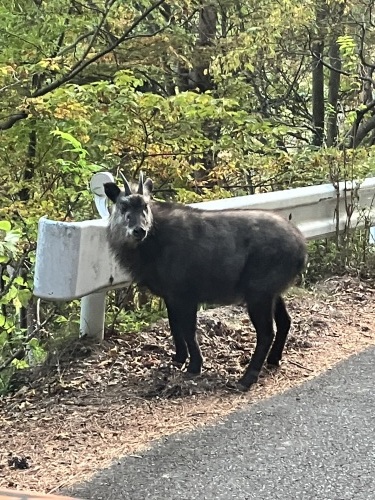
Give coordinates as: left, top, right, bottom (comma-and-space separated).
305, 229, 375, 286
108, 306, 166, 335
0, 222, 27, 330
0, 221, 21, 262
337, 35, 357, 73
0, 221, 33, 391
1, 0, 375, 392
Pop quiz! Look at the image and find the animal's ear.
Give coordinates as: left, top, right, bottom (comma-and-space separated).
104, 182, 121, 203
143, 178, 153, 196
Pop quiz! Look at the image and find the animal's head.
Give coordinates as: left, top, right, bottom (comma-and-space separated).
104, 172, 154, 245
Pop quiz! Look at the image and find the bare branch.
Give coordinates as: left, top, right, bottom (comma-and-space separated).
0, 80, 23, 95
74, 0, 105, 14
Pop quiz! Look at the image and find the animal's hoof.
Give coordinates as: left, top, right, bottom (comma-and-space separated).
267, 358, 281, 368
172, 354, 187, 366
225, 380, 252, 392
183, 371, 200, 380
171, 359, 185, 368
186, 363, 202, 375
237, 373, 258, 390
236, 382, 251, 392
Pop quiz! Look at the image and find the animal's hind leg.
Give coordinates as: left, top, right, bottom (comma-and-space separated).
267, 296, 291, 367
183, 304, 203, 375
238, 293, 275, 390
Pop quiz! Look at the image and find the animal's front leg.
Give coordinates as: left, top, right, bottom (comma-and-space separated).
166, 300, 188, 365
166, 299, 202, 373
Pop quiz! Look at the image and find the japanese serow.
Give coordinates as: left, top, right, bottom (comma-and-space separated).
104, 174, 307, 391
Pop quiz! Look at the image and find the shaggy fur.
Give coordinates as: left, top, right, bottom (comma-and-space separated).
104, 177, 307, 390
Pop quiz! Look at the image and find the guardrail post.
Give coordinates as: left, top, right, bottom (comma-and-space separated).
79, 291, 107, 339
77, 172, 115, 340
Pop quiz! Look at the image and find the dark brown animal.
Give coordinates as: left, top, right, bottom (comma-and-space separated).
104, 174, 307, 390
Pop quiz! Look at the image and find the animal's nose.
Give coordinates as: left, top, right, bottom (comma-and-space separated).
133, 227, 146, 240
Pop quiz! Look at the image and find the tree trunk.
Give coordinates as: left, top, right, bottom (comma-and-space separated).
182, 5, 219, 180
347, 67, 375, 148
192, 4, 217, 92
312, 41, 325, 146
326, 40, 341, 147
18, 129, 37, 201
18, 127, 37, 333
176, 5, 217, 93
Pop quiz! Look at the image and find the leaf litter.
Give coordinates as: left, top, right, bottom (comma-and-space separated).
0, 275, 374, 494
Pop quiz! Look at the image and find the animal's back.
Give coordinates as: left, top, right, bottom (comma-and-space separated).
134, 202, 307, 303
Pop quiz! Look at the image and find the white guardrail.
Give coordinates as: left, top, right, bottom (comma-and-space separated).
33, 173, 375, 340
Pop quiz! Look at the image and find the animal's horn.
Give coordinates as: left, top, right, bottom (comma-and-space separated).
137, 171, 144, 195
120, 172, 132, 196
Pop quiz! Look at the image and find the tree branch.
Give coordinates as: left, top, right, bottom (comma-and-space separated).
0, 253, 28, 300
0, 112, 29, 131
0, 304, 54, 374
0, 0, 166, 131
311, 48, 375, 87
358, 23, 375, 71
69, 0, 116, 74
56, 30, 96, 56
33, 0, 167, 98
0, 29, 47, 56
351, 115, 375, 148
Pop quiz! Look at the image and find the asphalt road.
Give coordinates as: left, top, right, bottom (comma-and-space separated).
69, 346, 375, 500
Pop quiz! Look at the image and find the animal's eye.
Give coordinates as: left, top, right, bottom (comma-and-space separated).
119, 202, 128, 214
125, 212, 130, 221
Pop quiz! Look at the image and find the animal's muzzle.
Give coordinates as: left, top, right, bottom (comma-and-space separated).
133, 227, 147, 241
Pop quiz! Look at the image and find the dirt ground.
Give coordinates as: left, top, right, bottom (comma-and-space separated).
0, 275, 375, 494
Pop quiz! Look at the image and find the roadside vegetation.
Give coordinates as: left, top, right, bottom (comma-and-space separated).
1, 0, 375, 392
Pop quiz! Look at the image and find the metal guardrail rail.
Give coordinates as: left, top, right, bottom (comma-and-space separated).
33, 173, 375, 340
